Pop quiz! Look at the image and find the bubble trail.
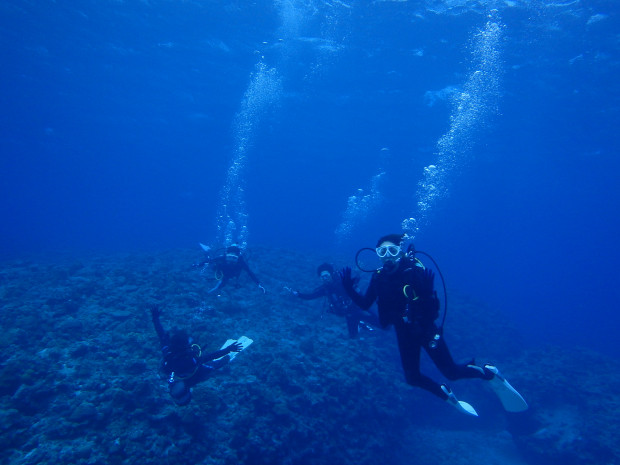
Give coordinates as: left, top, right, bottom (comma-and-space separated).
336, 148, 390, 243
215, 0, 349, 249
216, 62, 282, 249
403, 11, 504, 239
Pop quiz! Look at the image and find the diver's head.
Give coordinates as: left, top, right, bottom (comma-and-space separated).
317, 263, 334, 282
225, 245, 240, 263
169, 380, 192, 406
376, 234, 405, 269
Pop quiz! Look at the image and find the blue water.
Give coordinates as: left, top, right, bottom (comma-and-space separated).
1, 0, 619, 359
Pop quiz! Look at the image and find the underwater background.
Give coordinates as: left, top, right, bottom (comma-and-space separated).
1, 1, 620, 464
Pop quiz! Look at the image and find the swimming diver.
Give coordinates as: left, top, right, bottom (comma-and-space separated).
340, 233, 528, 416
290, 262, 379, 338
150, 306, 242, 406
195, 244, 265, 295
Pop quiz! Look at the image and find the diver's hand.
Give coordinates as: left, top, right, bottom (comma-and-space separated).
419, 268, 435, 298
258, 284, 266, 294
228, 342, 243, 353
340, 267, 354, 292
417, 290, 440, 319
429, 290, 440, 313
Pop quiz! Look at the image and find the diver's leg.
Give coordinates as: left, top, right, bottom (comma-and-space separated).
395, 323, 446, 399
351, 306, 379, 330
360, 309, 380, 328
424, 329, 488, 381
345, 314, 360, 338
422, 328, 481, 416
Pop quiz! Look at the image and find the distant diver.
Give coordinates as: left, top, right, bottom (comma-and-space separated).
340, 233, 528, 416
290, 262, 379, 339
150, 306, 249, 406
194, 243, 265, 294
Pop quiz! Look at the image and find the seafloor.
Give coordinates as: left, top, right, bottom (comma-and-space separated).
1, 247, 618, 465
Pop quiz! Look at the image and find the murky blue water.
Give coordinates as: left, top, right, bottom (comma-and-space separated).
1, 0, 619, 360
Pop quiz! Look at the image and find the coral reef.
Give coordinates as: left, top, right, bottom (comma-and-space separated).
0, 247, 617, 465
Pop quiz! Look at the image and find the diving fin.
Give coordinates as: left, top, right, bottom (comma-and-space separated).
484, 365, 528, 413
441, 384, 478, 417
199, 243, 211, 252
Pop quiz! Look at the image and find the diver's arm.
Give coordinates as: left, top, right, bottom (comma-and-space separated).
200, 342, 242, 363
240, 257, 261, 285
351, 279, 378, 310
150, 306, 169, 347
341, 268, 377, 310
295, 286, 327, 300
192, 255, 214, 268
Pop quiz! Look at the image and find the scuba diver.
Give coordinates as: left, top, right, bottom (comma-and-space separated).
150, 306, 242, 406
195, 244, 265, 294
340, 234, 528, 416
290, 263, 379, 339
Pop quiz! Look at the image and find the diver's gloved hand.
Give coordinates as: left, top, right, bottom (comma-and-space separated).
427, 290, 440, 316
340, 267, 355, 292
418, 268, 436, 298
258, 284, 266, 294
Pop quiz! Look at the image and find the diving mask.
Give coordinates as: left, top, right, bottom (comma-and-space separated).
376, 245, 401, 258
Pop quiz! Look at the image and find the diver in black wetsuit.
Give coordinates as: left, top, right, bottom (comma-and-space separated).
150, 306, 241, 406
291, 263, 379, 339
195, 245, 265, 295
341, 234, 528, 416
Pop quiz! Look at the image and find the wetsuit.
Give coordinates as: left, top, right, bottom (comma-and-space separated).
343, 257, 488, 399
152, 311, 232, 405
296, 279, 379, 338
